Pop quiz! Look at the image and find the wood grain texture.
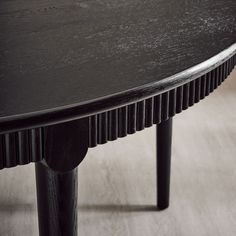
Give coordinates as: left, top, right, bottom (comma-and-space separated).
0, 69, 236, 236
0, 0, 235, 132
87, 57, 236, 146
157, 118, 172, 210
0, 57, 235, 170
0, 128, 43, 169
35, 162, 78, 236
44, 118, 88, 172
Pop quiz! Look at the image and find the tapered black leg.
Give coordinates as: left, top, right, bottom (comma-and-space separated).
156, 118, 173, 210
35, 162, 78, 236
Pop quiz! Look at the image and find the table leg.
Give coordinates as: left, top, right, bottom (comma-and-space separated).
35, 162, 78, 236
156, 118, 173, 210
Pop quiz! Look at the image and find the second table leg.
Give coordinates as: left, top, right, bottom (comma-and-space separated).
156, 118, 173, 210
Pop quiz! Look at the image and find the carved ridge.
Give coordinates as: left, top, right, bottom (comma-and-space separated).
0, 128, 43, 169
0, 54, 235, 169
88, 54, 236, 147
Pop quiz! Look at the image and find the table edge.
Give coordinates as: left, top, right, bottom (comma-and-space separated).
0, 42, 236, 134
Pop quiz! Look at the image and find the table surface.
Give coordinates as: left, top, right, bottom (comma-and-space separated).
0, 0, 236, 131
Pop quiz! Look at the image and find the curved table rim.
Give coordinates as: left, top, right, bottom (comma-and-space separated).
0, 42, 236, 134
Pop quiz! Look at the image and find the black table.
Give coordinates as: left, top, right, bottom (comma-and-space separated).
0, 0, 236, 235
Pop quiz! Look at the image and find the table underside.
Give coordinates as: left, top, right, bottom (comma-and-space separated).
0, 54, 235, 170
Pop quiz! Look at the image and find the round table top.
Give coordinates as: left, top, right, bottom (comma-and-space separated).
0, 0, 236, 133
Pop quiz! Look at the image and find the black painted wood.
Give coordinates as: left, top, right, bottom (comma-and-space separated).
156, 118, 173, 210
87, 59, 235, 147
0, 56, 235, 170
0, 0, 235, 133
44, 118, 88, 172
0, 2, 235, 235
35, 162, 78, 236
0, 128, 43, 169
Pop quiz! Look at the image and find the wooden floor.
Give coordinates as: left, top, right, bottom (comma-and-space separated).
0, 69, 236, 236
